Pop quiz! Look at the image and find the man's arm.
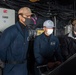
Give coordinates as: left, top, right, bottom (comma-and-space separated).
55, 38, 63, 62
34, 37, 43, 65
0, 29, 11, 61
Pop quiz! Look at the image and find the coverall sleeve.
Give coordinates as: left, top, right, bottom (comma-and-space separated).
34, 37, 43, 65
54, 38, 63, 62
0, 29, 11, 61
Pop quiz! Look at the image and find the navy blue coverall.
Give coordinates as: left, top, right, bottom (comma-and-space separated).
0, 22, 29, 75
34, 33, 63, 65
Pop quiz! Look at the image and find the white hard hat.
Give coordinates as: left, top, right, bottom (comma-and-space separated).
43, 20, 54, 28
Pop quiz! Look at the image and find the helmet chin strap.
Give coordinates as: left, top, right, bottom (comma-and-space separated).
31, 17, 36, 25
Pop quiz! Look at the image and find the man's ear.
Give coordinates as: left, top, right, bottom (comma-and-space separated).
18, 14, 24, 21
18, 14, 21, 19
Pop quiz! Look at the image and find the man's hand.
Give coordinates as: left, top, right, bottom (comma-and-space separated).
47, 61, 61, 68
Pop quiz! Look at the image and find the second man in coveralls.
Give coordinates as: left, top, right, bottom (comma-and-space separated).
34, 20, 63, 72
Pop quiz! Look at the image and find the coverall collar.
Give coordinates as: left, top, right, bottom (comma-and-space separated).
16, 22, 28, 38
42, 33, 53, 42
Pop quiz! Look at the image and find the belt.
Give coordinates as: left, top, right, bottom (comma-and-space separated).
5, 60, 26, 64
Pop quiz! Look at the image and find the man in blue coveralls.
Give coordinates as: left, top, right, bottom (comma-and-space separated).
0, 7, 33, 75
34, 20, 63, 74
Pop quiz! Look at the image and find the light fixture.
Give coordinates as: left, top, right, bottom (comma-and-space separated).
29, 0, 40, 2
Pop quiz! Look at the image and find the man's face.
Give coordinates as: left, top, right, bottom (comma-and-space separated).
18, 7, 33, 25
72, 25, 76, 35
20, 14, 31, 23
43, 26, 53, 36
73, 25, 76, 31
43, 26, 53, 31
19, 13, 32, 25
